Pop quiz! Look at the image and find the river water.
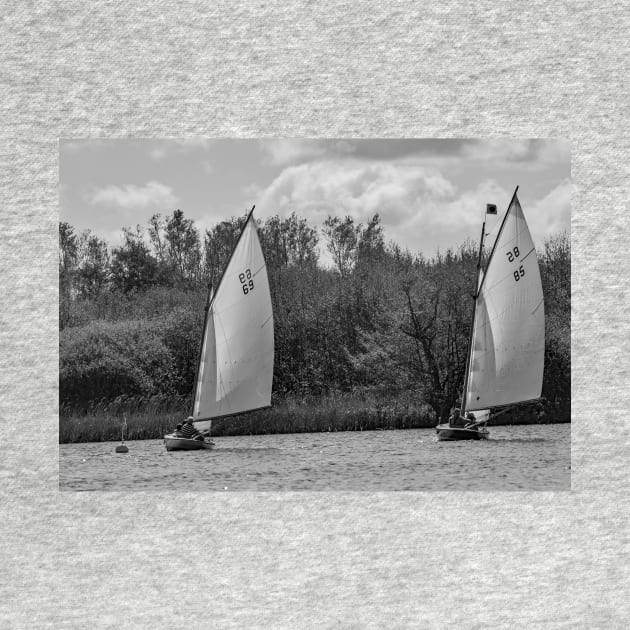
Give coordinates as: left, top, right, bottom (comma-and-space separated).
59, 424, 570, 491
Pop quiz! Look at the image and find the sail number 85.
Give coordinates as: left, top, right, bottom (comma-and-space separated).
239, 269, 255, 294
506, 247, 525, 282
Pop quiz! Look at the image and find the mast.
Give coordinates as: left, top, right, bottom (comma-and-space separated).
460, 220, 486, 417
191, 204, 257, 420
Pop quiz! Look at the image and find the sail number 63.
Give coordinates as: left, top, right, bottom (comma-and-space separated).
239, 269, 255, 294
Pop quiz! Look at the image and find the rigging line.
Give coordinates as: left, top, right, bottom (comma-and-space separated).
519, 247, 536, 262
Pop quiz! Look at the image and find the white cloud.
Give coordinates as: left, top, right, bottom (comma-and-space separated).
527, 179, 573, 243
90, 181, 179, 209
253, 158, 567, 260
255, 159, 475, 257
257, 160, 453, 221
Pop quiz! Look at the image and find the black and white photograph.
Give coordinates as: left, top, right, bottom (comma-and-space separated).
59, 138, 571, 490
6, 1, 630, 627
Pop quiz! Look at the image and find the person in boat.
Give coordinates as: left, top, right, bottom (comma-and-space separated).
181, 416, 205, 441
174, 423, 183, 437
448, 407, 466, 428
464, 411, 476, 426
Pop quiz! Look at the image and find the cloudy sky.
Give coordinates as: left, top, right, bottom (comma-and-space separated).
59, 139, 570, 262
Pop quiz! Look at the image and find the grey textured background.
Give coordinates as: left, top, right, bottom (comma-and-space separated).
1, 2, 627, 628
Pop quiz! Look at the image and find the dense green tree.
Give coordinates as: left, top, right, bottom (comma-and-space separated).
323, 215, 360, 276
356, 213, 385, 268
400, 246, 477, 422
110, 226, 161, 294
539, 231, 571, 418
261, 212, 319, 269
76, 231, 110, 299
59, 222, 78, 329
165, 209, 202, 283
148, 213, 168, 265
59, 222, 78, 276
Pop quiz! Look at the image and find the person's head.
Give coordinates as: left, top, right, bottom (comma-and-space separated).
185, 416, 194, 424
176, 423, 182, 430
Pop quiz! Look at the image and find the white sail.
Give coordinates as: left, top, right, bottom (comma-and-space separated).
465, 194, 545, 412
193, 212, 274, 422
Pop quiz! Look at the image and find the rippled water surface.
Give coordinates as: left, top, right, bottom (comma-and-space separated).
59, 424, 570, 491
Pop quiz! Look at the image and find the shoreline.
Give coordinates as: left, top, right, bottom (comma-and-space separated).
60, 419, 572, 446
59, 402, 570, 444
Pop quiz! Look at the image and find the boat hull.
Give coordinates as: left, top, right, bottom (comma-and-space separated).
164, 434, 215, 451
435, 424, 489, 441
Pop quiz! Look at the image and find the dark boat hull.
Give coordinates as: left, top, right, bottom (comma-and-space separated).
164, 434, 215, 451
435, 424, 489, 441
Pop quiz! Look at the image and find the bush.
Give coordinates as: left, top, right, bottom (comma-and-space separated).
60, 317, 188, 408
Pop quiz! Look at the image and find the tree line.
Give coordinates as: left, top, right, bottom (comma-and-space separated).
59, 209, 570, 424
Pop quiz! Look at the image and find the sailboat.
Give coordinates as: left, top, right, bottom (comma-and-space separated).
436, 187, 545, 441
164, 206, 274, 451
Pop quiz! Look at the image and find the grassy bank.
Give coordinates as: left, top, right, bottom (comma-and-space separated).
59, 391, 570, 444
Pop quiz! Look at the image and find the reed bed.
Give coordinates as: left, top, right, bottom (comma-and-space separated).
59, 391, 568, 444
59, 391, 436, 443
